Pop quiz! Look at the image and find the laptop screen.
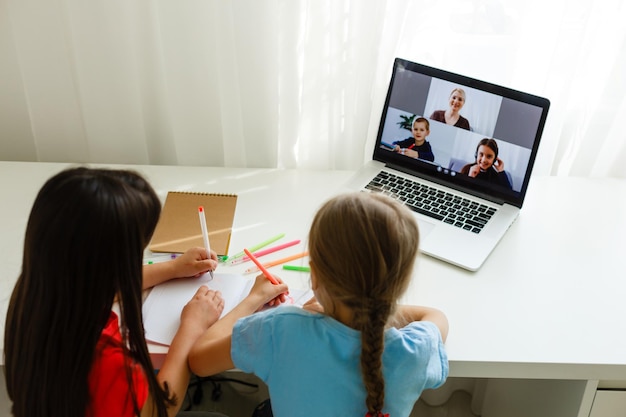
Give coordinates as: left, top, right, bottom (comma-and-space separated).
373, 58, 550, 207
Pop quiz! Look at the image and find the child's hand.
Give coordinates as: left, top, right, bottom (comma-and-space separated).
493, 157, 505, 172
248, 274, 289, 310
172, 247, 218, 279
180, 285, 224, 333
468, 164, 481, 177
404, 149, 418, 159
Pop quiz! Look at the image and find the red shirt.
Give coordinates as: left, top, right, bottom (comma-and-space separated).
88, 312, 149, 417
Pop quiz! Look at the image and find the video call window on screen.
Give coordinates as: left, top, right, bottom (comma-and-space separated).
377, 68, 545, 194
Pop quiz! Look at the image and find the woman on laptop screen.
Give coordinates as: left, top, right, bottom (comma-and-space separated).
430, 87, 471, 131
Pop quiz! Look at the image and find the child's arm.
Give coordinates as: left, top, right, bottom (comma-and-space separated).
188, 275, 289, 376
143, 247, 218, 289
391, 305, 449, 342
145, 286, 224, 417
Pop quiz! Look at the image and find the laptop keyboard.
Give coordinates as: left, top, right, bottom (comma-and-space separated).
364, 171, 497, 234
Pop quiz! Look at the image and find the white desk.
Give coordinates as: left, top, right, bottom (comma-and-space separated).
1, 161, 626, 416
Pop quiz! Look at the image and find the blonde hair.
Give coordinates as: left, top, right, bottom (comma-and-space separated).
450, 87, 466, 101
308, 192, 420, 415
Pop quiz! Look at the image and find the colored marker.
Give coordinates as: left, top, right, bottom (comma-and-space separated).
244, 251, 308, 274
230, 239, 301, 265
243, 248, 280, 285
229, 233, 286, 261
143, 252, 178, 265
282, 265, 310, 272
198, 206, 214, 280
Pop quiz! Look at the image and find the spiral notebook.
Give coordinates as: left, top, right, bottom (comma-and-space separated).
149, 191, 238, 255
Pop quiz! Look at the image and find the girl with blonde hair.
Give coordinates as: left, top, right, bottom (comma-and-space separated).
190, 192, 448, 417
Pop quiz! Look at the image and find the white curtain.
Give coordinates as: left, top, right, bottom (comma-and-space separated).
1, 0, 625, 177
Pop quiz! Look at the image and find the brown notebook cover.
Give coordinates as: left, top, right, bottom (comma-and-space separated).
149, 191, 238, 255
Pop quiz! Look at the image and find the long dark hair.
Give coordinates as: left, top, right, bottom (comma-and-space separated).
461, 138, 499, 175
4, 167, 173, 417
308, 192, 420, 416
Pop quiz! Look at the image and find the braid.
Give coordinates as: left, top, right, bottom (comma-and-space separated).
308, 192, 420, 417
353, 301, 391, 415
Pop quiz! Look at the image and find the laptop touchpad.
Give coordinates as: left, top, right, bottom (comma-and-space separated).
416, 219, 435, 238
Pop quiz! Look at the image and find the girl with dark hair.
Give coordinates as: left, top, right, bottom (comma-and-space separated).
189, 192, 449, 417
461, 138, 512, 189
4, 167, 238, 417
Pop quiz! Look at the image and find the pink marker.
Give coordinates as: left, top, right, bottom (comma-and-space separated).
244, 251, 308, 274
231, 239, 301, 265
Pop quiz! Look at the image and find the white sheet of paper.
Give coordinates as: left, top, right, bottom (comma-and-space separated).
142, 272, 312, 346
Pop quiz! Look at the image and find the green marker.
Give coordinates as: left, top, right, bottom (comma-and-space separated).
282, 265, 310, 272
229, 233, 286, 261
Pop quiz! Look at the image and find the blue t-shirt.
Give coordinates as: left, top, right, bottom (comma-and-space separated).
232, 306, 448, 417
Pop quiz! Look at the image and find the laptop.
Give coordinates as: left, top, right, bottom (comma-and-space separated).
344, 58, 550, 271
